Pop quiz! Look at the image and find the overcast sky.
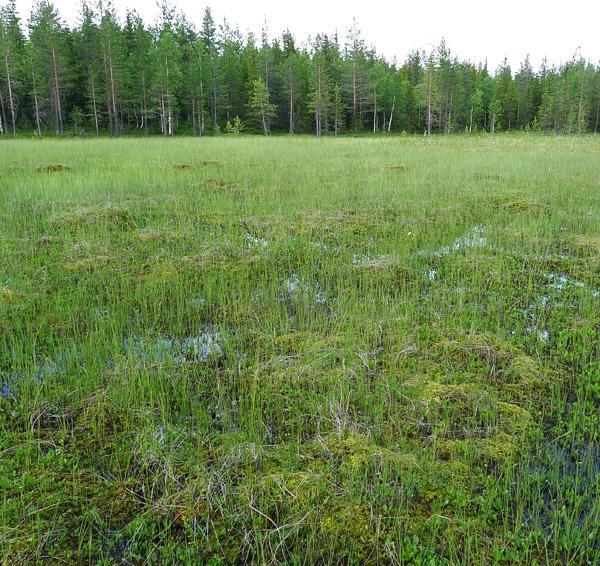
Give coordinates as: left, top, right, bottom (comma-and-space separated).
14, 0, 600, 71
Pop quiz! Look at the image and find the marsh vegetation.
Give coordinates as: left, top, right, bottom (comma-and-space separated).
0, 134, 598, 563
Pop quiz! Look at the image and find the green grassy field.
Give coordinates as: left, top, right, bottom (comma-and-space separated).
0, 134, 598, 563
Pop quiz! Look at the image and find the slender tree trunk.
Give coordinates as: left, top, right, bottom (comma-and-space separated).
264, 49, 269, 90
212, 80, 217, 126
288, 65, 294, 134
192, 96, 197, 135
388, 94, 395, 133
211, 61, 217, 127
446, 92, 453, 134
264, 48, 270, 132
316, 109, 320, 137
89, 67, 99, 136
160, 89, 166, 135
0, 89, 4, 134
167, 96, 173, 135
352, 59, 357, 132
469, 106, 473, 133
577, 77, 586, 132
51, 42, 63, 135
160, 92, 164, 134
103, 51, 112, 133
373, 88, 377, 133
315, 65, 321, 138
427, 62, 433, 136
440, 93, 445, 133
200, 80, 205, 135
4, 56, 16, 136
142, 72, 148, 135
165, 56, 173, 135
31, 69, 42, 136
595, 93, 600, 133
262, 108, 267, 135
108, 44, 119, 136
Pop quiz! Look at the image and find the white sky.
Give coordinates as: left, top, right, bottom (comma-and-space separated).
14, 0, 600, 71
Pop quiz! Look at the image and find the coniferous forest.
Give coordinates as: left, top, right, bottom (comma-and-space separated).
2, 2, 600, 564
0, 0, 599, 137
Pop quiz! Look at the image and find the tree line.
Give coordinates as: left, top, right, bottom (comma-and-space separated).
1, 0, 599, 137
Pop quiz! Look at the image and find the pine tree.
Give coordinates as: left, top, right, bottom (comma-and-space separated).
415, 50, 437, 135
249, 77, 275, 134
344, 19, 369, 132
123, 10, 152, 133
0, 2, 598, 136
219, 21, 243, 124
489, 97, 502, 133
0, 0, 24, 135
187, 39, 209, 135
152, 28, 181, 136
259, 20, 271, 100
200, 7, 218, 130
172, 10, 198, 134
370, 59, 390, 132
76, 2, 101, 135
469, 88, 484, 132
28, 1, 69, 135
331, 83, 345, 135
309, 50, 332, 137
435, 39, 456, 133
98, 1, 125, 136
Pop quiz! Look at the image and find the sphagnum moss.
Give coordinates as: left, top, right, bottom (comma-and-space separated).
0, 134, 598, 564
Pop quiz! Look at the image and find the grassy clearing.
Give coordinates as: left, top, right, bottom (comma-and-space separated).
0, 134, 598, 563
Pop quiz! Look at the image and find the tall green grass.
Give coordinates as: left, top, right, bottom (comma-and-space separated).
0, 134, 598, 563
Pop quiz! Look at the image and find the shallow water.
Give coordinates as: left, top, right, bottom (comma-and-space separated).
418, 226, 488, 257
123, 331, 225, 365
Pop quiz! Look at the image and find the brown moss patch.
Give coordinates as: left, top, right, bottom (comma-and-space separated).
37, 164, 70, 173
